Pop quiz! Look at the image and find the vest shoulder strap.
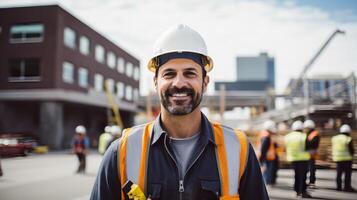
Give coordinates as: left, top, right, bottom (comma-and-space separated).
118, 122, 154, 200
211, 122, 249, 198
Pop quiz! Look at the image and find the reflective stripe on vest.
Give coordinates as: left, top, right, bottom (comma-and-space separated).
118, 122, 248, 199
307, 130, 319, 141
284, 131, 310, 162
331, 134, 353, 162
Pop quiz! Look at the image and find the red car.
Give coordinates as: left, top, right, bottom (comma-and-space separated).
0, 134, 38, 157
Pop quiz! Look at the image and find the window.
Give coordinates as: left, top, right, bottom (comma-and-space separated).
105, 79, 115, 93
78, 67, 88, 87
62, 62, 74, 83
117, 57, 125, 73
133, 66, 140, 81
133, 88, 139, 102
10, 23, 44, 43
64, 27, 76, 49
79, 36, 90, 55
116, 82, 124, 98
94, 74, 104, 92
8, 58, 40, 81
125, 85, 133, 101
126, 62, 133, 77
107, 51, 116, 69
95, 45, 105, 63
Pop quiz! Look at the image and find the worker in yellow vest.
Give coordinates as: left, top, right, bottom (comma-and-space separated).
285, 120, 312, 198
331, 124, 355, 192
98, 126, 113, 155
259, 120, 279, 186
303, 119, 320, 189
90, 24, 268, 200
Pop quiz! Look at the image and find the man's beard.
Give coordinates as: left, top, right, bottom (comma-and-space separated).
160, 86, 203, 116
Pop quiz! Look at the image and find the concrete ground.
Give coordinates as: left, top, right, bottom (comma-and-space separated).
0, 152, 356, 200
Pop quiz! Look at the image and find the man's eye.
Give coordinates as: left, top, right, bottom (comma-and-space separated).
185, 72, 197, 77
163, 72, 175, 78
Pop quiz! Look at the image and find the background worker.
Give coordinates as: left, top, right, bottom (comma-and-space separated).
98, 126, 113, 155
90, 24, 268, 200
331, 124, 355, 192
304, 119, 320, 189
107, 125, 122, 147
71, 125, 89, 173
259, 120, 279, 186
285, 120, 312, 198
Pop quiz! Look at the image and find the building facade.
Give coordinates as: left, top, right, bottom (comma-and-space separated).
215, 52, 275, 91
0, 5, 140, 149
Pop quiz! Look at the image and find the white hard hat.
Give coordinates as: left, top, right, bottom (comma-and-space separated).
75, 125, 86, 134
303, 120, 315, 129
292, 121, 303, 131
104, 126, 112, 133
147, 24, 213, 73
263, 120, 276, 132
340, 124, 351, 133
110, 126, 122, 135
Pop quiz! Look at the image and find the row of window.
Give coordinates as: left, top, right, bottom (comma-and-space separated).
8, 23, 140, 81
62, 62, 139, 101
63, 26, 140, 80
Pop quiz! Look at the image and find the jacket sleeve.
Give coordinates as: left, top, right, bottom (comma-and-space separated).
90, 140, 121, 200
260, 136, 270, 162
238, 143, 269, 200
349, 139, 354, 156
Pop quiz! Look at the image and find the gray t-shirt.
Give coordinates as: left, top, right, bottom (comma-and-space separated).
169, 132, 200, 177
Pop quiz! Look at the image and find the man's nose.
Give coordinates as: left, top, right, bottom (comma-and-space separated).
172, 74, 188, 88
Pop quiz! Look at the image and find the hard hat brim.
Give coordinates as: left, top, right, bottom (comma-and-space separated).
147, 53, 213, 73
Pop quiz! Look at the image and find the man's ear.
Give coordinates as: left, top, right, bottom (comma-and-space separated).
203, 75, 209, 93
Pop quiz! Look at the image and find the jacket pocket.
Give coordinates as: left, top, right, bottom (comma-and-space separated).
200, 180, 220, 200
147, 183, 162, 200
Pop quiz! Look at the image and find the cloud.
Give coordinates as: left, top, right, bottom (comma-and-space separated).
1, 0, 356, 94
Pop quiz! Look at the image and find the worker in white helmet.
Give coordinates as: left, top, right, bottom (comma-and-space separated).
90, 24, 268, 200
258, 120, 279, 186
331, 124, 355, 192
285, 120, 312, 198
98, 126, 113, 155
72, 125, 90, 173
303, 119, 320, 189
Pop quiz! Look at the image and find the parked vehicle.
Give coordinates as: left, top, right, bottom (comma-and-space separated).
0, 133, 38, 157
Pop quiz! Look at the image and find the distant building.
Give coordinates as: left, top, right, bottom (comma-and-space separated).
215, 52, 275, 91
286, 73, 356, 129
0, 5, 140, 149
287, 74, 354, 105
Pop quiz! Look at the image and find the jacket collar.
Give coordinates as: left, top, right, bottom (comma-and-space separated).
151, 112, 216, 146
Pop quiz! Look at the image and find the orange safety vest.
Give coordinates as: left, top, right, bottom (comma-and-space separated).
307, 130, 319, 159
257, 130, 276, 161
118, 122, 249, 200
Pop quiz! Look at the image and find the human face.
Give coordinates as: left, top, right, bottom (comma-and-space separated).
154, 58, 209, 116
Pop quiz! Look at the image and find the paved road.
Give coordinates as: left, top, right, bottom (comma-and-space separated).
0, 152, 356, 200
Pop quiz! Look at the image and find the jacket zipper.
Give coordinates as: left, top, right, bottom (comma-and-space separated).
164, 134, 185, 199
164, 134, 207, 200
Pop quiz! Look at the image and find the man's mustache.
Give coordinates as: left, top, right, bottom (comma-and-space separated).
164, 87, 194, 97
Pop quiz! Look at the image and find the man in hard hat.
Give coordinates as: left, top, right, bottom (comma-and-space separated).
98, 126, 113, 155
71, 125, 90, 173
259, 120, 279, 186
285, 120, 312, 198
90, 24, 268, 200
303, 119, 320, 189
331, 124, 355, 192
107, 125, 122, 147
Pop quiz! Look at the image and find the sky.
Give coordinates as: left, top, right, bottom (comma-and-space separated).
1, 0, 357, 95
